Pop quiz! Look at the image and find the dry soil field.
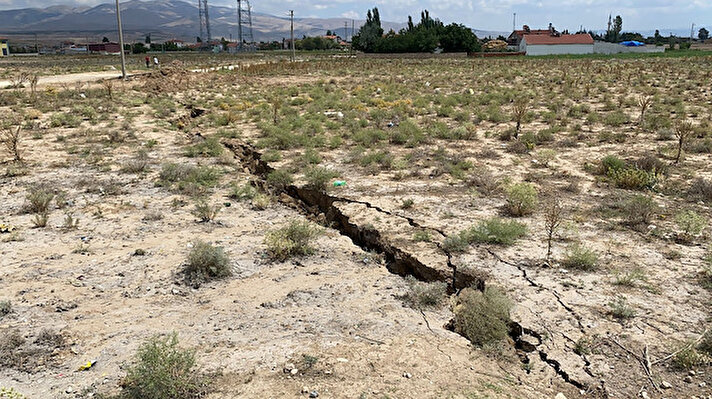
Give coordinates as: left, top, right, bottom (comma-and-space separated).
1, 54, 711, 399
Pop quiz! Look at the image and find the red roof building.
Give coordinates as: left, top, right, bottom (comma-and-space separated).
521, 32, 594, 56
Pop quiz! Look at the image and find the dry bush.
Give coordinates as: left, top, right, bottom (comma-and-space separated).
265, 220, 322, 261
401, 276, 447, 309
543, 199, 564, 261
119, 333, 210, 399
505, 183, 538, 216
184, 241, 232, 283
1, 124, 23, 164
453, 286, 512, 347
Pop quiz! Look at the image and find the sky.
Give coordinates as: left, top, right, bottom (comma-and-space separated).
0, 0, 709, 33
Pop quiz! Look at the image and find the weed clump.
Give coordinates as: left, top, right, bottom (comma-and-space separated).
453, 286, 512, 347
191, 200, 220, 223
23, 186, 54, 214
184, 241, 232, 283
266, 169, 293, 192
119, 333, 209, 399
675, 210, 706, 243
401, 276, 447, 309
505, 183, 538, 216
157, 163, 220, 195
304, 167, 338, 191
561, 243, 599, 271
608, 296, 636, 320
466, 217, 527, 246
184, 137, 224, 158
622, 195, 657, 226
265, 220, 322, 261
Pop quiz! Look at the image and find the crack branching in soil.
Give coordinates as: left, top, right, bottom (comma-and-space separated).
224, 139, 590, 392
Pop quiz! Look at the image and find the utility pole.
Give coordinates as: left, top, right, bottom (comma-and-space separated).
513, 13, 516, 32
344, 21, 348, 42
691, 23, 695, 42
290, 10, 295, 62
115, 0, 127, 79
351, 19, 354, 56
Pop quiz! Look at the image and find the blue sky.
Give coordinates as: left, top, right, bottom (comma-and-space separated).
0, 0, 709, 33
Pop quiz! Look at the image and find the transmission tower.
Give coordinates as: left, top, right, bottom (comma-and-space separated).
237, 0, 254, 51
198, 0, 212, 45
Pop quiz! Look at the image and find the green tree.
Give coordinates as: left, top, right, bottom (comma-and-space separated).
613, 15, 623, 42
132, 42, 148, 54
352, 7, 384, 52
699, 28, 709, 41
654, 29, 662, 45
145, 35, 151, 44
439, 23, 480, 52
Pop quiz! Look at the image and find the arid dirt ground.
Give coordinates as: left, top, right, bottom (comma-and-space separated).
1, 54, 711, 399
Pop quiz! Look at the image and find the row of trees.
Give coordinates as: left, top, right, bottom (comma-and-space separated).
352, 8, 480, 53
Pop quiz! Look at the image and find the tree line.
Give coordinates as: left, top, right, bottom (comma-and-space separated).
352, 8, 481, 53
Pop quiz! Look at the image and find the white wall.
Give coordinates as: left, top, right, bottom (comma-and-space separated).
523, 43, 593, 56
593, 41, 665, 55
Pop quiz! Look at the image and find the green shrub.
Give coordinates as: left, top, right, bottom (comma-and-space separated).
266, 169, 293, 191
304, 167, 338, 191
599, 155, 626, 175
0, 387, 26, 399
442, 234, 469, 253
157, 163, 221, 195
401, 276, 447, 309
265, 220, 322, 261
671, 344, 709, 371
120, 333, 209, 399
191, 200, 220, 223
412, 231, 432, 242
561, 243, 598, 271
608, 296, 636, 320
453, 286, 512, 347
622, 195, 657, 225
390, 119, 426, 147
608, 167, 660, 190
184, 241, 232, 282
505, 183, 538, 216
184, 137, 223, 158
466, 217, 526, 246
49, 112, 81, 128
228, 183, 257, 201
603, 110, 629, 127
675, 210, 706, 242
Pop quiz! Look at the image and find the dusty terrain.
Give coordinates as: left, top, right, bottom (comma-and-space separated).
1, 54, 712, 398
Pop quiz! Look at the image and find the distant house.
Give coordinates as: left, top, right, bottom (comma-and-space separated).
0, 38, 9, 57
507, 25, 550, 47
166, 39, 185, 48
521, 33, 594, 56
88, 42, 122, 54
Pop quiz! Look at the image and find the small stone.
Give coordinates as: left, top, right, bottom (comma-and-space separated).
283, 363, 295, 373
290, 368, 299, 375
641, 391, 650, 399
555, 393, 567, 399
689, 370, 697, 376
661, 381, 672, 389
684, 376, 693, 383
403, 372, 412, 379
309, 391, 319, 398
700, 382, 707, 388
66, 387, 74, 394
336, 357, 349, 363
301, 386, 309, 394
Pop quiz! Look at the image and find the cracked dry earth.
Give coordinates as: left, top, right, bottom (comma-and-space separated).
0, 79, 574, 399
2, 55, 712, 399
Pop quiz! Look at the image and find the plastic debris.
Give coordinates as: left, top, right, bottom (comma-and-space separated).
0, 223, 15, 233
333, 181, 347, 187
77, 360, 96, 371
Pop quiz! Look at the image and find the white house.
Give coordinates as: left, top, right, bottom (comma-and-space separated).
521, 33, 594, 56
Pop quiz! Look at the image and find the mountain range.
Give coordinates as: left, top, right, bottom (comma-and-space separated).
0, 0, 510, 44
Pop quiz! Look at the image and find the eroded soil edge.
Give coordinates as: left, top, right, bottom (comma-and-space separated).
223, 139, 596, 394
